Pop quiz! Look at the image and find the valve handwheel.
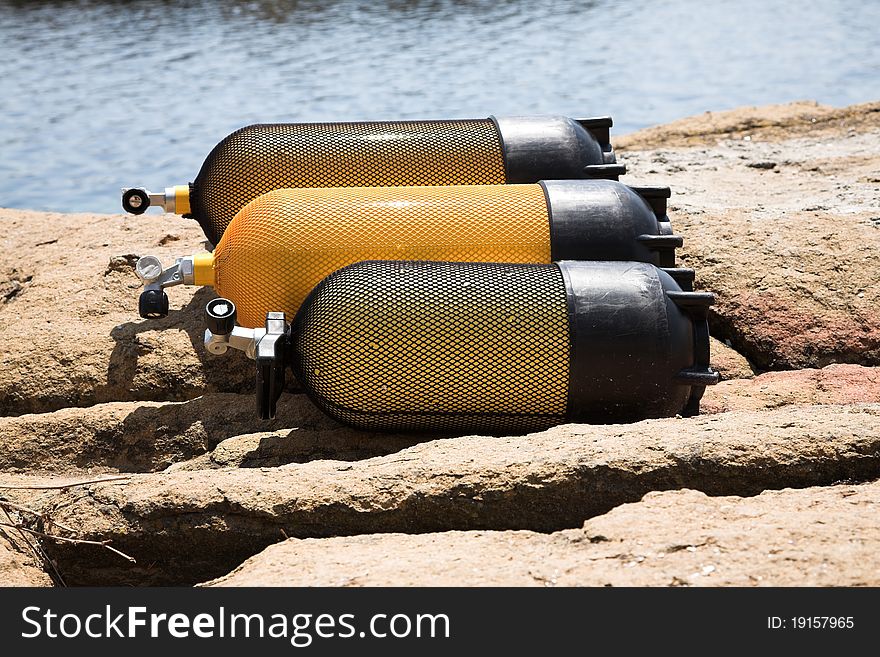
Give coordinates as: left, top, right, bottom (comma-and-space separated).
138, 289, 169, 319
122, 188, 150, 215
206, 298, 237, 335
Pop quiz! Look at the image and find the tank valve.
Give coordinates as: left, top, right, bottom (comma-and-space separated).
202, 299, 290, 419
203, 298, 265, 360
121, 186, 190, 215
122, 188, 152, 215
135, 254, 196, 319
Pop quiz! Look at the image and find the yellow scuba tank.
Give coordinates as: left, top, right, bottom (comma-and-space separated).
121, 116, 623, 245
135, 180, 681, 327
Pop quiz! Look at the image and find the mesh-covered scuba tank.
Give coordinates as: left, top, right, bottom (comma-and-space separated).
121, 116, 622, 245
143, 180, 681, 327
281, 260, 717, 433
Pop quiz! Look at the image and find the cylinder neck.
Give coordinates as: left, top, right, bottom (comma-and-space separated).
171, 185, 191, 215
192, 252, 215, 286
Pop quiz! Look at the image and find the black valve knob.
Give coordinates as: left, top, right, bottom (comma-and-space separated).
138, 289, 169, 319
122, 188, 150, 215
206, 298, 237, 335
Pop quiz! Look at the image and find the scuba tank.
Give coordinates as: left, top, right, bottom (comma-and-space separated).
121, 115, 623, 245
203, 260, 718, 426
135, 180, 681, 327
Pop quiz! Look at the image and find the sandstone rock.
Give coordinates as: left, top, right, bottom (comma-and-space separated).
0, 393, 353, 475
182, 365, 880, 471
618, 115, 880, 370
4, 360, 872, 481
169, 425, 423, 471
702, 364, 880, 414
0, 210, 252, 416
0, 538, 53, 587
617, 100, 880, 150
204, 479, 880, 587
684, 208, 880, 370
40, 404, 880, 585
710, 337, 754, 380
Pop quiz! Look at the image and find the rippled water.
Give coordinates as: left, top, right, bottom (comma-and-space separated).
1, 0, 878, 213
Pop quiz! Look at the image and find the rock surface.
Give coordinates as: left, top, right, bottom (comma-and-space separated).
0, 538, 53, 587
38, 405, 880, 585
1, 100, 878, 588
702, 364, 880, 414
618, 100, 880, 370
0, 393, 419, 475
0, 213, 253, 416
709, 337, 755, 380
204, 479, 880, 587
616, 100, 880, 149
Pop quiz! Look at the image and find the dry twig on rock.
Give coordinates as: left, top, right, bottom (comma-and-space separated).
0, 475, 131, 490
0, 521, 136, 563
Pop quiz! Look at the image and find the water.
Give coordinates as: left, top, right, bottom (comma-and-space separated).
1, 0, 878, 214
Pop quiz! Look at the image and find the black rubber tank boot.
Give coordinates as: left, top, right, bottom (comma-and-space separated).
288, 260, 718, 434
493, 116, 618, 182
543, 180, 680, 267
558, 260, 716, 423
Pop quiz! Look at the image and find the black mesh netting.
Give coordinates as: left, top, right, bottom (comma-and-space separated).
290, 260, 571, 434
